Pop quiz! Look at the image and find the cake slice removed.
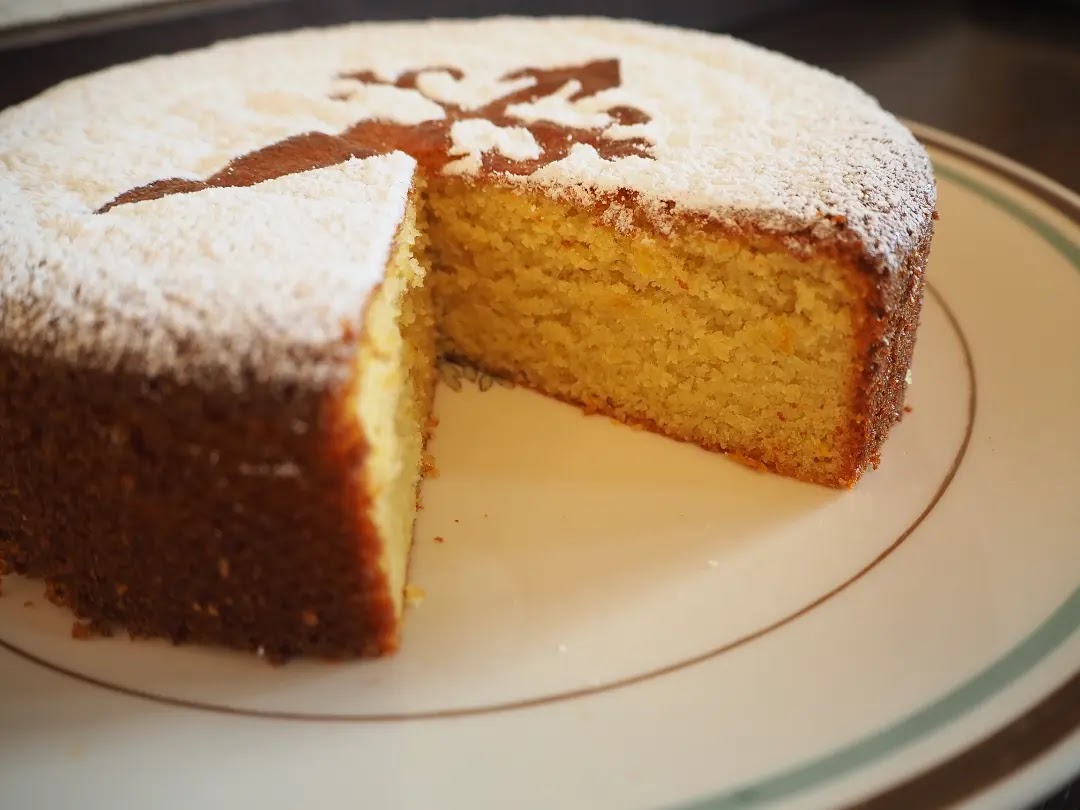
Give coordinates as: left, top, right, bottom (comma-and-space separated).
0, 155, 436, 659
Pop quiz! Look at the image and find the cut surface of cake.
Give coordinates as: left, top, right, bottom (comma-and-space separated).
0, 17, 935, 659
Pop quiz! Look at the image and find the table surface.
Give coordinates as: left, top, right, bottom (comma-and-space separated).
0, 1, 1077, 807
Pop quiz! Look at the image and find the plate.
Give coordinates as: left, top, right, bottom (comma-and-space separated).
1, 123, 1078, 810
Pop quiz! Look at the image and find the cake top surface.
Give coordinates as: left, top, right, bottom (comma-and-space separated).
0, 16, 935, 387
0, 155, 415, 387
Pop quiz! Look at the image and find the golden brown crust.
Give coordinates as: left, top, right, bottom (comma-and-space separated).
0, 351, 395, 662
836, 219, 933, 487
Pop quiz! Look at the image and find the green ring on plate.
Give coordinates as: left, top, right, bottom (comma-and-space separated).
683, 150, 1080, 810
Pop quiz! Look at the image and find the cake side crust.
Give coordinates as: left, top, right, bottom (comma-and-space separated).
837, 219, 933, 486
0, 346, 403, 662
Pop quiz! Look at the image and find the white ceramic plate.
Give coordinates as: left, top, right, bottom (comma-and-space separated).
1, 123, 1078, 810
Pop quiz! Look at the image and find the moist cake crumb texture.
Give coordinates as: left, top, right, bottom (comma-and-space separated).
0, 16, 935, 660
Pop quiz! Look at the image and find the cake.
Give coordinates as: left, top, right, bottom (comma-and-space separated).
0, 17, 936, 660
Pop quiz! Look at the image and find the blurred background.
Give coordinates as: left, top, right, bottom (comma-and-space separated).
0, 1, 1076, 807
0, 0, 1076, 188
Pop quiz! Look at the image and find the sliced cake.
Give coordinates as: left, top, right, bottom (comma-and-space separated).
0, 17, 936, 658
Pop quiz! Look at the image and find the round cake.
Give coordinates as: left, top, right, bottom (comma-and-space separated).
0, 17, 936, 660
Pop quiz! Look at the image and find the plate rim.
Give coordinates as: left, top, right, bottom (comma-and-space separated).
679, 122, 1080, 810
1, 123, 1077, 810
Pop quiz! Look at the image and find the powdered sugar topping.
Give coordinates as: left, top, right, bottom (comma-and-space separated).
0, 156, 415, 386
0, 16, 934, 387
449, 119, 541, 162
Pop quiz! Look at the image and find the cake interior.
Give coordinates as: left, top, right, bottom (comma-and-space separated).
425, 178, 865, 486
367, 176, 869, 628
352, 191, 437, 617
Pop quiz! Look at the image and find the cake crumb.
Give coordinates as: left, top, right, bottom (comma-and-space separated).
421, 453, 439, 478
404, 584, 426, 607
340, 317, 357, 342
730, 451, 769, 474
903, 405, 913, 413
438, 362, 463, 391
44, 581, 69, 607
301, 609, 319, 627
434, 535, 445, 543
71, 621, 103, 640
217, 557, 231, 579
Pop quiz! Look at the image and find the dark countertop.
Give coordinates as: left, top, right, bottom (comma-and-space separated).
742, 0, 1080, 191
0, 1, 1076, 807
1, 0, 1077, 190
